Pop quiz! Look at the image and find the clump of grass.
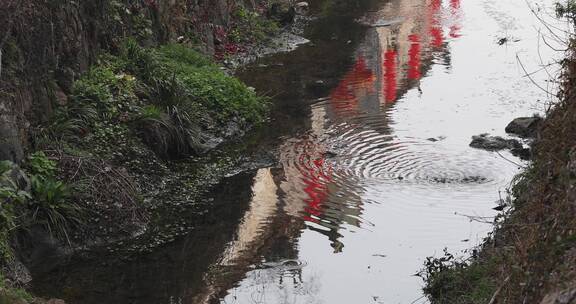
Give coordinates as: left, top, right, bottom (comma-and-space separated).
419, 249, 499, 304
134, 104, 205, 159
24, 152, 83, 243
29, 175, 81, 242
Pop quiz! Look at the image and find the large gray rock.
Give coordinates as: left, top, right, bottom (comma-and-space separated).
470, 134, 522, 151
505, 116, 542, 138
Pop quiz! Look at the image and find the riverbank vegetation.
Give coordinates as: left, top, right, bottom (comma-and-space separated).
421, 2, 576, 303
0, 41, 268, 304
0, 0, 288, 302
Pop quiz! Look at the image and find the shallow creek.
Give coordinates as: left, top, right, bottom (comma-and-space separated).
32, 0, 566, 303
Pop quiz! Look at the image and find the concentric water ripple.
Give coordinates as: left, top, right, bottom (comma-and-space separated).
277, 96, 520, 236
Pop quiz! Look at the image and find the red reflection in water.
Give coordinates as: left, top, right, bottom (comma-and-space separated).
408, 34, 421, 80
383, 49, 398, 102
303, 56, 378, 221
300, 157, 332, 223
330, 57, 376, 115
293, 141, 333, 224
449, 0, 462, 38
329, 0, 465, 107
450, 0, 460, 9
430, 0, 444, 47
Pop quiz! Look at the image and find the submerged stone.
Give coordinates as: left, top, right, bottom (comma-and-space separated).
469, 134, 522, 151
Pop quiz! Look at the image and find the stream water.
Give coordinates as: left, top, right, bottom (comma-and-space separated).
32, 0, 566, 303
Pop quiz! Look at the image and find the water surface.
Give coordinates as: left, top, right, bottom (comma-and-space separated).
220, 0, 563, 303
31, 0, 565, 303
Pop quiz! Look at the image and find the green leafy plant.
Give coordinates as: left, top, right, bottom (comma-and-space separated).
24, 152, 83, 242
27, 151, 56, 177
29, 175, 82, 242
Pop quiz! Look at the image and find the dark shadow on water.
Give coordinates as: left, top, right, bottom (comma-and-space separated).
31, 171, 256, 304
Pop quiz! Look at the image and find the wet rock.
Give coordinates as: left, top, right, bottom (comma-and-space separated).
460, 176, 488, 183
268, 2, 296, 25
505, 116, 542, 138
429, 176, 487, 184
427, 136, 446, 142
510, 146, 531, 160
469, 134, 522, 151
